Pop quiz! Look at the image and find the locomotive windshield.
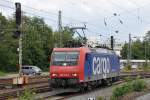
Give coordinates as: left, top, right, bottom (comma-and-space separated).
51, 51, 79, 66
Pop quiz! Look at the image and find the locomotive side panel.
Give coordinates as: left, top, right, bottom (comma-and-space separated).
84, 53, 120, 82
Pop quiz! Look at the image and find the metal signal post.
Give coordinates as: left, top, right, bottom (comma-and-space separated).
58, 10, 62, 47
127, 33, 131, 66
15, 2, 22, 76
18, 32, 22, 76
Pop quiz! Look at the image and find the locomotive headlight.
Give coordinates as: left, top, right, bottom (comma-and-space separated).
52, 73, 57, 76
72, 73, 77, 77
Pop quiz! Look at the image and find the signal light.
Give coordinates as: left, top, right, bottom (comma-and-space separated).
13, 3, 21, 39
12, 30, 21, 38
15, 3, 21, 26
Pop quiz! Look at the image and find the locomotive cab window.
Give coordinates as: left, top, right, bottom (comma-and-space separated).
51, 51, 79, 66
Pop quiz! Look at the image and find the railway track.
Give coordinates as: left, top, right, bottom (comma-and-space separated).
0, 75, 50, 100
121, 71, 150, 78
36, 72, 150, 100
35, 80, 126, 100
0, 71, 150, 100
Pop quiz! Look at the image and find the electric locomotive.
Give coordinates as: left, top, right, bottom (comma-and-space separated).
49, 47, 120, 89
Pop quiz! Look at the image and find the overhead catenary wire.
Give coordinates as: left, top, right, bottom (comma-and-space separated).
0, 0, 130, 33
0, 3, 60, 26
88, 0, 150, 32
0, 0, 105, 32
1, 0, 150, 42
0, 4, 14, 10
2, 0, 150, 25
1, 0, 85, 23
0, 0, 137, 32
101, 0, 150, 34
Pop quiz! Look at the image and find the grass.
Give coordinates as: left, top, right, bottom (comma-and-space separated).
19, 88, 35, 100
0, 71, 6, 76
111, 78, 147, 100
97, 96, 104, 100
0, 71, 19, 77
97, 77, 148, 100
121, 65, 132, 72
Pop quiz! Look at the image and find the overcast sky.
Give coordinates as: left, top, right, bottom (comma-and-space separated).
1, 0, 150, 43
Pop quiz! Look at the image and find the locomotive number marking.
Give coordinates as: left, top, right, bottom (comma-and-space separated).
92, 57, 110, 78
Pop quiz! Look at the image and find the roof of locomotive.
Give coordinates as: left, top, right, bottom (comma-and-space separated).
89, 48, 115, 54
53, 47, 82, 51
53, 47, 115, 54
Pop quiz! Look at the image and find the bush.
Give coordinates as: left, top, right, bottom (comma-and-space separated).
131, 79, 147, 92
112, 79, 147, 99
19, 88, 35, 100
97, 96, 104, 100
110, 96, 117, 100
122, 65, 132, 72
112, 83, 132, 98
123, 76, 132, 82
113, 86, 123, 98
127, 65, 132, 70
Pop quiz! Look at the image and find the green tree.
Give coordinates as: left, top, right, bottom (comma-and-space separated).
53, 26, 80, 47
121, 39, 145, 59
22, 16, 53, 71
144, 31, 150, 60
131, 39, 144, 59
0, 14, 54, 72
121, 42, 128, 59
0, 13, 18, 72
0, 13, 82, 73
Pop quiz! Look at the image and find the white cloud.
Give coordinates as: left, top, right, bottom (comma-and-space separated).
1, 0, 150, 42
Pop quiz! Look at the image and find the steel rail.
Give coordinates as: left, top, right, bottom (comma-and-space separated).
0, 72, 150, 99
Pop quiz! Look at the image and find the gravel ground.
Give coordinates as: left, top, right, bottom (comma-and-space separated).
67, 78, 150, 100
136, 93, 150, 100
66, 86, 114, 100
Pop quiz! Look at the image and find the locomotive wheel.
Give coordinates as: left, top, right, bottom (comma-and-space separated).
102, 78, 112, 86
104, 78, 112, 86
87, 84, 92, 91
79, 83, 87, 92
79, 87, 85, 92
108, 78, 112, 86
81, 87, 88, 92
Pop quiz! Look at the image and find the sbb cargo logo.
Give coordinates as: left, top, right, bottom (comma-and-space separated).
92, 57, 110, 78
